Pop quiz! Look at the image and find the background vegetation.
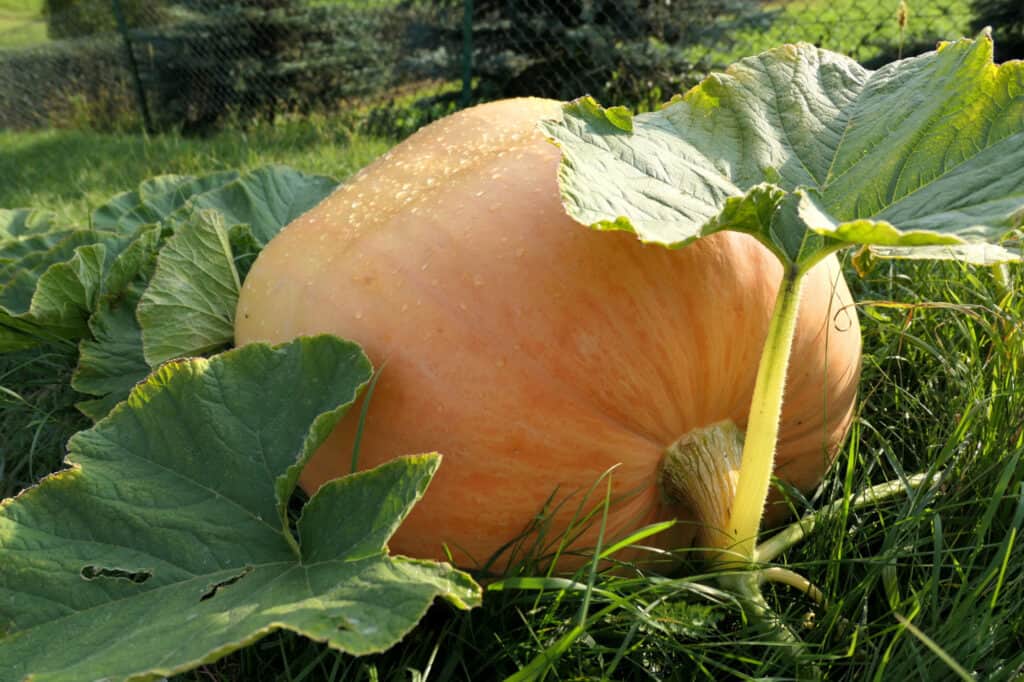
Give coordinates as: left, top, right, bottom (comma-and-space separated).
971, 0, 1024, 60
0, 0, 1001, 134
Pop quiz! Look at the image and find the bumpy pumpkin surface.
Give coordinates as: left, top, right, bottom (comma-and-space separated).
235, 98, 862, 570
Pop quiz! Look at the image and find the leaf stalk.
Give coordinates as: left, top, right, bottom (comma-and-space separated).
723, 266, 806, 565
756, 472, 936, 563
719, 569, 821, 680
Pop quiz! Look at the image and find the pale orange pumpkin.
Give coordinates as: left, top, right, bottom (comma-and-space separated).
234, 98, 862, 571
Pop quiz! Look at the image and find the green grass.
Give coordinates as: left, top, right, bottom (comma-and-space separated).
0, 344, 87, 499
0, 0, 43, 11
0, 116, 393, 226
0, 0, 45, 49
693, 0, 976, 66
0, 16, 46, 48
2, 122, 1022, 679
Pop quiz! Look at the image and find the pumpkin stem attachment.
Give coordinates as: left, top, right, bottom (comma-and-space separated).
727, 266, 805, 564
659, 420, 745, 559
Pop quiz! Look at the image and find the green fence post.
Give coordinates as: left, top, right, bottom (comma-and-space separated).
461, 0, 473, 107
111, 0, 154, 133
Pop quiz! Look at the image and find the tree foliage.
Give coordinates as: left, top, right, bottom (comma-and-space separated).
464, 0, 770, 106
137, 1, 407, 133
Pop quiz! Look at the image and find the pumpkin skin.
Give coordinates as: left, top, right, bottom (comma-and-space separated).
235, 98, 862, 571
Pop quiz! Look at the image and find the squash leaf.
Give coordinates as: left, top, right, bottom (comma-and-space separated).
37, 166, 339, 421
542, 33, 1023, 268
0, 228, 146, 350
0, 166, 336, 358
182, 165, 338, 245
137, 210, 241, 366
0, 335, 480, 681
0, 208, 63, 239
71, 281, 150, 421
91, 171, 241, 234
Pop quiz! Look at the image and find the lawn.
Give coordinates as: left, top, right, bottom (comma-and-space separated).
0, 0, 45, 49
0, 0, 43, 11
0, 117, 393, 226
692, 0, 976, 66
1, 106, 1022, 678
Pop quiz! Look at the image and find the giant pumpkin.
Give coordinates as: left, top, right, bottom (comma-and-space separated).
235, 98, 862, 571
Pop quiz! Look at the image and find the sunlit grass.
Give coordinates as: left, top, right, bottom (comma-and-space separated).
691, 0, 975, 67
0, 117, 392, 225
0, 15, 46, 48
0, 0, 45, 49
0, 0, 42, 12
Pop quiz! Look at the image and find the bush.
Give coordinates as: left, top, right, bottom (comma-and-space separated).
134, 2, 409, 133
44, 0, 164, 39
0, 38, 139, 131
406, 0, 770, 106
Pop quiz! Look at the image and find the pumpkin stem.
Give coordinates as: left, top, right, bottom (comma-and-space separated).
659, 420, 745, 558
727, 266, 806, 565
720, 569, 820, 678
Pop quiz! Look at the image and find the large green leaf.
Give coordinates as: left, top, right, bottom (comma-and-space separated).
184, 165, 337, 245
0, 336, 480, 681
0, 166, 314, 353
137, 210, 241, 366
71, 282, 150, 421
3, 170, 242, 350
88, 167, 334, 245
69, 228, 160, 421
57, 166, 339, 421
0, 208, 64, 239
91, 171, 241, 234
542, 33, 1023, 268
0, 229, 145, 349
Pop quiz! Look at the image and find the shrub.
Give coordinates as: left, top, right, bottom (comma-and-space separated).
43, 0, 164, 39
0, 38, 138, 131
407, 0, 769, 106
134, 2, 408, 133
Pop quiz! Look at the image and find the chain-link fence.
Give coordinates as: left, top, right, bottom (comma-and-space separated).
0, 0, 993, 137
0, 1, 465, 134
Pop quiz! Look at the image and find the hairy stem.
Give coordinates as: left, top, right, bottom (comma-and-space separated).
756, 472, 936, 563
725, 267, 806, 565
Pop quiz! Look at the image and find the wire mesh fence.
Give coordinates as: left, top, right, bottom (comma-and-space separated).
0, 0, 990, 138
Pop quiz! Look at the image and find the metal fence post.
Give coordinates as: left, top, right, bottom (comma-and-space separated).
111, 0, 154, 133
461, 0, 473, 107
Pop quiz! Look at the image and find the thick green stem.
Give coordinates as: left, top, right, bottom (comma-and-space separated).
719, 570, 820, 680
759, 567, 824, 605
725, 267, 806, 565
756, 472, 935, 563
